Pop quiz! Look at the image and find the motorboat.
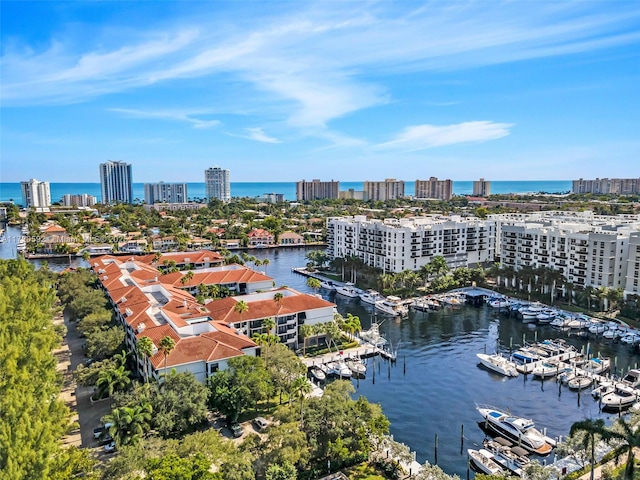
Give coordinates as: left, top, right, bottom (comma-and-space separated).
320, 281, 335, 291
476, 405, 555, 456
326, 361, 352, 378
567, 375, 593, 390
375, 296, 408, 317
620, 369, 640, 388
519, 303, 544, 321
601, 384, 639, 411
620, 333, 640, 345
360, 322, 387, 347
488, 297, 509, 308
532, 360, 570, 379
467, 449, 504, 475
536, 310, 557, 324
309, 366, 326, 382
511, 348, 542, 364
476, 353, 519, 377
335, 282, 360, 298
592, 380, 615, 399
483, 439, 530, 477
442, 294, 463, 306
582, 357, 611, 375
345, 357, 366, 377
359, 289, 384, 305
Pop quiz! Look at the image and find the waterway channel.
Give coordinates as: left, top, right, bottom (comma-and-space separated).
2, 234, 639, 477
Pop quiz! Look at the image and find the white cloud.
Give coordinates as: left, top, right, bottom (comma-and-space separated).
242, 128, 281, 144
376, 121, 513, 151
108, 108, 220, 129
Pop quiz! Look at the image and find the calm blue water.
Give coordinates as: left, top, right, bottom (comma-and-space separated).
2, 242, 632, 477
0, 180, 572, 204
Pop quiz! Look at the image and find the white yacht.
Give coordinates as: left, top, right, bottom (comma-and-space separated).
476, 353, 519, 377
468, 449, 504, 476
327, 361, 352, 378
320, 281, 335, 291
601, 384, 639, 411
359, 289, 384, 305
335, 282, 360, 298
375, 296, 408, 317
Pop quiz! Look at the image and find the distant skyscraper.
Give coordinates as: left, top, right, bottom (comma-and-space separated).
100, 161, 133, 204
363, 179, 405, 201
144, 182, 188, 204
20, 179, 51, 208
296, 179, 340, 201
472, 178, 491, 197
572, 178, 640, 194
415, 177, 453, 200
205, 167, 230, 202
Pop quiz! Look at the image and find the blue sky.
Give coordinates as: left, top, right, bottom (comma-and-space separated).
1, 1, 639, 182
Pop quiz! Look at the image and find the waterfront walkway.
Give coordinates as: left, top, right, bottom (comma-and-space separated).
301, 343, 395, 368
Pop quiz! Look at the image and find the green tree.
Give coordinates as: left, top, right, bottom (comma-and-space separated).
85, 326, 126, 360
0, 259, 70, 480
234, 300, 249, 327
137, 336, 154, 383
570, 419, 610, 480
145, 452, 218, 480
299, 324, 314, 357
159, 335, 176, 379
609, 417, 640, 480
103, 403, 153, 447
265, 462, 297, 480
96, 365, 132, 402
306, 277, 321, 292
76, 308, 112, 337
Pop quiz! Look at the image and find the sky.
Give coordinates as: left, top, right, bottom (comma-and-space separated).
1, 1, 639, 183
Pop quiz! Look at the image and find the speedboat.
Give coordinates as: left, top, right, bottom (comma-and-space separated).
476, 353, 519, 377
345, 357, 366, 377
532, 360, 570, 379
309, 366, 326, 382
335, 282, 360, 298
488, 297, 509, 308
360, 322, 387, 347
621, 369, 640, 388
375, 296, 408, 317
601, 384, 639, 411
476, 405, 555, 455
327, 361, 352, 378
468, 449, 504, 475
582, 357, 610, 375
511, 348, 542, 364
320, 281, 335, 291
359, 289, 384, 305
567, 375, 593, 390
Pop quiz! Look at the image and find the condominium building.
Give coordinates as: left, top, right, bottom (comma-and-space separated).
144, 182, 188, 204
572, 178, 640, 195
338, 189, 367, 201
327, 215, 495, 273
20, 179, 51, 208
363, 179, 405, 202
205, 167, 231, 202
255, 193, 284, 203
296, 179, 339, 201
472, 178, 491, 197
626, 233, 640, 296
100, 161, 133, 204
415, 177, 453, 200
62, 194, 98, 207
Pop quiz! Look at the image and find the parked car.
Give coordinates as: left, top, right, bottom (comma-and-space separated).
252, 417, 268, 431
98, 433, 113, 445
93, 422, 113, 439
229, 423, 243, 438
104, 441, 117, 454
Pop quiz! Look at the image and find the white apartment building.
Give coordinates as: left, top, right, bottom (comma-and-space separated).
363, 179, 405, 201
626, 233, 640, 296
20, 179, 51, 208
327, 215, 495, 273
62, 193, 98, 207
205, 167, 230, 202
144, 182, 188, 204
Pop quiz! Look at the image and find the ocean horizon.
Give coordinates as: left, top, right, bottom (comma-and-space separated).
0, 180, 572, 204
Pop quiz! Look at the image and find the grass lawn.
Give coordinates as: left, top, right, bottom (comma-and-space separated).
344, 463, 389, 480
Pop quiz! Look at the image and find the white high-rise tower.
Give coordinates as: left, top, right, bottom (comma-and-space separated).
205, 166, 230, 202
100, 161, 133, 204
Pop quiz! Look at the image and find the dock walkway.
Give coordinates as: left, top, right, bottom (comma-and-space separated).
301, 344, 395, 368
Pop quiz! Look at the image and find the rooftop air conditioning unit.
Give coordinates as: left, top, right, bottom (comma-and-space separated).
137, 322, 146, 333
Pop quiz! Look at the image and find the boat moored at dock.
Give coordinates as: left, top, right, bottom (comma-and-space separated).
476, 353, 519, 377
468, 449, 505, 475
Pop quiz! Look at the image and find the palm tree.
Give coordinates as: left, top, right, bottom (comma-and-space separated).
291, 376, 312, 422
103, 402, 153, 447
263, 316, 275, 336
137, 336, 154, 383
158, 336, 175, 380
180, 270, 194, 287
299, 324, 314, 357
113, 349, 129, 368
570, 419, 610, 480
96, 365, 131, 405
273, 292, 284, 315
262, 258, 270, 275
609, 417, 640, 480
306, 277, 321, 293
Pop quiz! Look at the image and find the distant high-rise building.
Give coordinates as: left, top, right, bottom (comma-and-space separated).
100, 161, 133, 204
363, 179, 405, 201
472, 178, 491, 197
572, 178, 640, 195
20, 179, 51, 208
415, 177, 453, 200
144, 182, 188, 204
62, 194, 97, 207
296, 179, 339, 201
205, 167, 230, 202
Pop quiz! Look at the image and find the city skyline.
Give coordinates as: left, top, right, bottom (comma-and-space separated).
2, 2, 639, 182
